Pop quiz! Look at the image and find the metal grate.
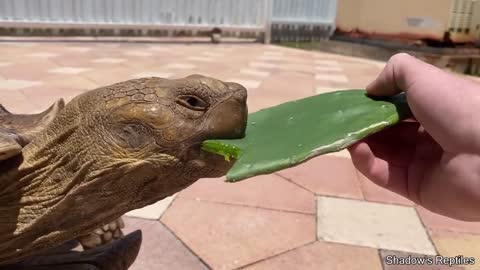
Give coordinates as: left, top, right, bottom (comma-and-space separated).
0, 0, 338, 42
271, 0, 337, 42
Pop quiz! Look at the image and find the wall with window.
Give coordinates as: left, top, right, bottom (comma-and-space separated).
336, 0, 480, 43
448, 0, 478, 42
469, 0, 480, 40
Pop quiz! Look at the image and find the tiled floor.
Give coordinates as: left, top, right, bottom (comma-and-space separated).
1, 39, 479, 270
316, 196, 436, 255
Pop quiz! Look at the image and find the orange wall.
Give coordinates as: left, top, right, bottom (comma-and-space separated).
335, 0, 475, 42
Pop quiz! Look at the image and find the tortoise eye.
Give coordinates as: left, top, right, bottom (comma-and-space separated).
177, 95, 208, 111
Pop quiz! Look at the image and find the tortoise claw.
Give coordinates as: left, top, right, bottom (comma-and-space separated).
78, 217, 126, 250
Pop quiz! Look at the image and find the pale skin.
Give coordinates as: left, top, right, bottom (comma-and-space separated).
348, 53, 480, 222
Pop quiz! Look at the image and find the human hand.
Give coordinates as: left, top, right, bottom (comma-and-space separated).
348, 53, 480, 221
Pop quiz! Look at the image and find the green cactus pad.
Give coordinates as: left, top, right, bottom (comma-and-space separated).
202, 90, 411, 182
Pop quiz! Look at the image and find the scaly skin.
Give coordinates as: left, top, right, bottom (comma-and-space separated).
0, 75, 248, 265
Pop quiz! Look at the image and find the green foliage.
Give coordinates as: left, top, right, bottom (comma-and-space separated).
202, 90, 411, 182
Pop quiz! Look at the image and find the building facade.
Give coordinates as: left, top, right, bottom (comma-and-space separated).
336, 0, 480, 43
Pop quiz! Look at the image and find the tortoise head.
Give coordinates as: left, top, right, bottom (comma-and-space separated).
95, 75, 248, 179
24, 75, 247, 211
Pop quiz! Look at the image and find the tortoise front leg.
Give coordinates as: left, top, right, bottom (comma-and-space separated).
0, 230, 141, 270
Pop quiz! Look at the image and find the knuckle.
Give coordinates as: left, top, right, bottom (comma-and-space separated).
388, 53, 412, 66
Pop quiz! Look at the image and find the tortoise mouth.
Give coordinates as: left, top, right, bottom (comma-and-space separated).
174, 142, 233, 177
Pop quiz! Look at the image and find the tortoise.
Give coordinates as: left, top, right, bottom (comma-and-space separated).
0, 75, 248, 269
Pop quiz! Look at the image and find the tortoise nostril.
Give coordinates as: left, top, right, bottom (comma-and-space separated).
226, 82, 247, 101
208, 99, 247, 139
233, 89, 247, 104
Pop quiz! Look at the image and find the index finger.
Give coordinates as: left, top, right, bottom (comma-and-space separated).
366, 53, 440, 96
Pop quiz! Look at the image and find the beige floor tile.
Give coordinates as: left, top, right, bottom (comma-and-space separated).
315, 65, 343, 72
179, 175, 315, 214
125, 194, 177, 220
0, 89, 41, 113
314, 59, 340, 66
66, 47, 93, 52
0, 79, 42, 90
81, 66, 137, 86
202, 51, 224, 57
162, 198, 316, 270
0, 42, 36, 47
258, 71, 314, 98
317, 196, 436, 255
430, 230, 480, 270
123, 217, 209, 270
259, 55, 284, 61
131, 72, 174, 79
147, 46, 171, 52
357, 171, 415, 206
278, 156, 363, 199
92, 57, 127, 64
48, 67, 91, 75
245, 241, 382, 270
240, 68, 271, 77
216, 46, 235, 52
188, 56, 215, 62
263, 51, 285, 57
249, 61, 278, 69
124, 51, 153, 57
165, 63, 196, 69
416, 207, 480, 234
43, 75, 99, 91
380, 250, 467, 270
227, 78, 262, 90
21, 85, 88, 108
313, 52, 340, 58
315, 73, 349, 83
26, 52, 59, 58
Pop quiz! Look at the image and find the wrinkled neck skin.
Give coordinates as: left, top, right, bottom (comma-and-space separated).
0, 97, 194, 264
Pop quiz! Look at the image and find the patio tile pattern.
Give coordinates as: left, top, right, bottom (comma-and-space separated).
1, 39, 479, 270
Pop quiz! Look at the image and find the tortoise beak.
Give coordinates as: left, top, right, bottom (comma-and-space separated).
208, 100, 247, 139
195, 86, 247, 178
207, 90, 248, 139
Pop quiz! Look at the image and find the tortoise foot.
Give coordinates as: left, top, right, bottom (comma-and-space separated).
0, 230, 141, 270
78, 217, 125, 249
